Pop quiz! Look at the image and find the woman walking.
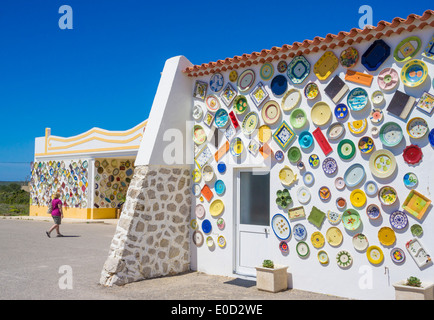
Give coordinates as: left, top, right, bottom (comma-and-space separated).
46, 193, 64, 238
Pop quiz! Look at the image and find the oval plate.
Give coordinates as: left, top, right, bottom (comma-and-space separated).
271, 214, 291, 240
214, 108, 229, 128
237, 69, 256, 92
242, 111, 259, 135
327, 122, 345, 140
393, 36, 422, 62
311, 101, 332, 126
209, 199, 225, 217
344, 163, 365, 188
407, 117, 429, 139
281, 88, 301, 111
347, 87, 368, 111
261, 100, 281, 125
314, 51, 339, 80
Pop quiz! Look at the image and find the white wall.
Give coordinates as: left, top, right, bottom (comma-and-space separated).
190, 27, 434, 300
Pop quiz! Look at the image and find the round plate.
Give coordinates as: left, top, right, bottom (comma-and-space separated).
192, 169, 201, 183
342, 209, 361, 231
279, 241, 289, 254
358, 136, 375, 154
371, 91, 384, 105
311, 231, 325, 249
218, 235, 226, 248
282, 89, 301, 111
350, 189, 367, 207
297, 186, 311, 204
217, 162, 226, 174
230, 137, 244, 157
311, 102, 332, 126
367, 246, 384, 264
401, 59, 428, 87
403, 144, 423, 165
260, 62, 274, 81
192, 183, 201, 197
406, 117, 429, 139
201, 219, 212, 234
210, 199, 225, 217
229, 70, 238, 82
296, 241, 310, 258
378, 226, 396, 246
348, 119, 367, 135
214, 180, 226, 195
327, 210, 342, 225
190, 219, 198, 230
277, 61, 287, 73
258, 125, 272, 143
336, 250, 353, 268
366, 204, 381, 220
206, 236, 214, 247
193, 125, 207, 145
335, 177, 346, 190
340, 47, 359, 68
271, 214, 291, 240
378, 67, 399, 91
193, 104, 203, 120
275, 150, 284, 162
202, 164, 214, 182
347, 87, 368, 111
304, 82, 319, 100
353, 233, 369, 251
287, 146, 301, 162
205, 95, 220, 112
308, 154, 320, 168
237, 69, 256, 92
299, 131, 314, 149
214, 108, 229, 128
336, 197, 347, 210
293, 223, 307, 241
319, 186, 331, 201
318, 250, 329, 264
242, 111, 259, 135
364, 180, 378, 196
390, 248, 406, 264
261, 100, 281, 125
279, 166, 297, 186
195, 204, 206, 219
290, 108, 307, 129
217, 218, 225, 230
344, 163, 365, 188
369, 149, 397, 179
327, 122, 345, 140
326, 227, 343, 246
369, 108, 384, 124
410, 224, 423, 237
302, 172, 314, 186
334, 103, 349, 120
403, 172, 418, 188
209, 73, 224, 93
322, 157, 338, 175
270, 75, 288, 96
192, 230, 204, 246
429, 129, 434, 147
390, 210, 408, 230
378, 186, 397, 206
233, 95, 248, 114
338, 139, 356, 160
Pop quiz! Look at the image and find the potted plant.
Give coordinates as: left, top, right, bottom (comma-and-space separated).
255, 259, 288, 293
393, 276, 434, 300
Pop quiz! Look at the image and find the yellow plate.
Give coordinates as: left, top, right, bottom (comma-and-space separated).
378, 227, 396, 246
311, 231, 325, 248
326, 227, 343, 247
258, 125, 272, 143
311, 101, 332, 126
350, 189, 367, 207
367, 245, 384, 264
192, 169, 201, 182
279, 166, 297, 186
348, 119, 367, 135
314, 51, 339, 80
209, 199, 225, 217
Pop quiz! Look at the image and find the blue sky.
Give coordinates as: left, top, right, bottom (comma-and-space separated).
0, 0, 431, 181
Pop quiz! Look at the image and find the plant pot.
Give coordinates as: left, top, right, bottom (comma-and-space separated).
255, 265, 288, 293
393, 280, 434, 300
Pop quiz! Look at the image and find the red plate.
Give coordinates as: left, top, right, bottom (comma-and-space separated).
403, 144, 423, 164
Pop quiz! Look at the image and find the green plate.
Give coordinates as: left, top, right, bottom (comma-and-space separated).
393, 36, 422, 63
337, 139, 356, 160
290, 108, 307, 129
410, 224, 423, 237
287, 146, 301, 162
342, 209, 361, 231
308, 206, 326, 228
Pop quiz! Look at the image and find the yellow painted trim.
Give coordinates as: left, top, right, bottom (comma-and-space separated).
29, 205, 118, 220
48, 133, 143, 151
35, 145, 140, 157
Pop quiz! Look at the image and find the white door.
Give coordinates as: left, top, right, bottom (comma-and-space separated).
235, 170, 271, 277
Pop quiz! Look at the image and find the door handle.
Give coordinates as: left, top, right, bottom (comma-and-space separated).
264, 228, 269, 236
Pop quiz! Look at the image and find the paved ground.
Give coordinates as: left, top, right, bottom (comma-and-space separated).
0, 218, 347, 300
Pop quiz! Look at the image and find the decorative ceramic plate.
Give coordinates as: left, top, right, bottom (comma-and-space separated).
277, 60, 287, 73
340, 47, 359, 68
367, 246, 384, 264
209, 199, 225, 217
270, 75, 288, 96
308, 154, 320, 168
260, 62, 274, 81
361, 39, 390, 71
217, 218, 225, 230
336, 197, 347, 210
314, 51, 339, 80
326, 122, 345, 141
348, 119, 367, 135
210, 73, 224, 92
336, 250, 353, 268
193, 125, 207, 145
279, 166, 297, 186
258, 125, 272, 143
229, 70, 238, 82
261, 100, 281, 125
287, 146, 301, 163
206, 95, 221, 112
416, 91, 434, 115
406, 238, 431, 268
371, 91, 384, 106
326, 227, 343, 246
353, 233, 369, 251
377, 67, 399, 91
217, 162, 226, 174
202, 219, 212, 234
369, 108, 384, 124
430, 129, 434, 147
378, 186, 397, 206
297, 186, 311, 204
334, 104, 349, 120
358, 136, 374, 154
195, 204, 206, 219
242, 111, 259, 136
343, 164, 365, 187
322, 157, 337, 175
303, 172, 314, 186
290, 108, 307, 129
369, 149, 397, 179
390, 248, 406, 264
293, 223, 307, 241
318, 251, 329, 264
192, 230, 204, 246
249, 82, 269, 107
403, 144, 423, 165
192, 183, 201, 197
337, 139, 355, 160
218, 235, 226, 248
401, 59, 428, 87
311, 102, 332, 126
366, 204, 381, 220
202, 164, 214, 182
342, 209, 361, 231
406, 117, 428, 139
214, 108, 229, 128
206, 236, 214, 247
319, 186, 331, 201
364, 180, 378, 197
296, 241, 310, 258
327, 210, 342, 225
304, 82, 319, 100
233, 95, 248, 114
311, 231, 325, 249
379, 122, 403, 147
390, 210, 408, 230
230, 137, 244, 157
273, 121, 296, 150
272, 214, 291, 240
335, 177, 346, 190
275, 150, 284, 162
347, 88, 368, 111
299, 131, 313, 149
237, 69, 256, 92
410, 224, 423, 237
287, 55, 311, 84
214, 180, 226, 195
422, 33, 434, 60
279, 241, 289, 254
350, 189, 367, 207
282, 89, 301, 111
393, 36, 422, 62
403, 172, 418, 188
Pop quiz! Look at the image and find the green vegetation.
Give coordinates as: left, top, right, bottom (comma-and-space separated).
262, 260, 274, 269
406, 276, 422, 287
0, 182, 29, 216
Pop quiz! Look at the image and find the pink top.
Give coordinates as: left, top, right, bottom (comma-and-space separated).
51, 199, 63, 216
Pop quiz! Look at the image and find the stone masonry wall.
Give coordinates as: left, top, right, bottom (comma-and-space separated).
100, 164, 192, 286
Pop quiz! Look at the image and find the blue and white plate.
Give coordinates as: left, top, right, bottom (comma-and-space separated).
293, 223, 307, 241
209, 73, 224, 92
214, 180, 226, 195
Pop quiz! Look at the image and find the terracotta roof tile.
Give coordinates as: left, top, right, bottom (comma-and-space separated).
184, 9, 434, 77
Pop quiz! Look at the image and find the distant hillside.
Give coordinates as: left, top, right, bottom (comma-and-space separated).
0, 181, 26, 186
0, 182, 29, 215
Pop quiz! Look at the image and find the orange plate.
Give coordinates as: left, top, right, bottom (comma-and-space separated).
201, 184, 213, 202
345, 70, 373, 87
214, 141, 229, 162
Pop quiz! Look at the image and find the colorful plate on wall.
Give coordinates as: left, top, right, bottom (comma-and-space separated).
367, 246, 384, 264
277, 60, 287, 73
361, 39, 390, 71
304, 82, 319, 100
342, 209, 361, 231
237, 69, 256, 92
209, 199, 225, 217
195, 204, 206, 219
308, 154, 320, 168
258, 125, 272, 143
393, 36, 422, 62
271, 214, 291, 240
319, 186, 331, 201
406, 117, 429, 139
282, 89, 301, 111
218, 235, 226, 248
233, 95, 248, 114
318, 251, 329, 264
369, 149, 397, 179
192, 230, 204, 246
311, 231, 325, 249
270, 75, 288, 96
403, 144, 423, 165
334, 177, 345, 190
390, 248, 406, 264
336, 250, 353, 268
261, 100, 281, 125
229, 70, 238, 82
293, 223, 307, 241
193, 104, 203, 120
379, 122, 403, 147
299, 131, 313, 149
347, 88, 368, 111
214, 180, 226, 195
371, 91, 384, 106
338, 139, 356, 160
297, 186, 311, 204
327, 210, 342, 225
411, 224, 423, 237
344, 164, 365, 188
230, 137, 244, 156
193, 125, 207, 145
296, 241, 310, 258
287, 55, 311, 84
209, 73, 224, 93
214, 108, 229, 128
369, 108, 384, 124
260, 62, 274, 81
314, 51, 339, 80
242, 111, 259, 135
287, 146, 301, 162
348, 119, 367, 135
326, 227, 343, 246
353, 233, 369, 251
326, 122, 345, 140
201, 219, 212, 234
403, 172, 418, 188
390, 210, 408, 230
322, 157, 337, 175
366, 204, 381, 220
358, 136, 374, 154
350, 189, 367, 207
290, 108, 307, 129
377, 67, 399, 91
303, 171, 314, 186
205, 95, 220, 112
311, 101, 332, 126
400, 59, 428, 87
364, 180, 378, 197
279, 166, 297, 186
378, 186, 397, 206
334, 103, 349, 120
340, 47, 359, 68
